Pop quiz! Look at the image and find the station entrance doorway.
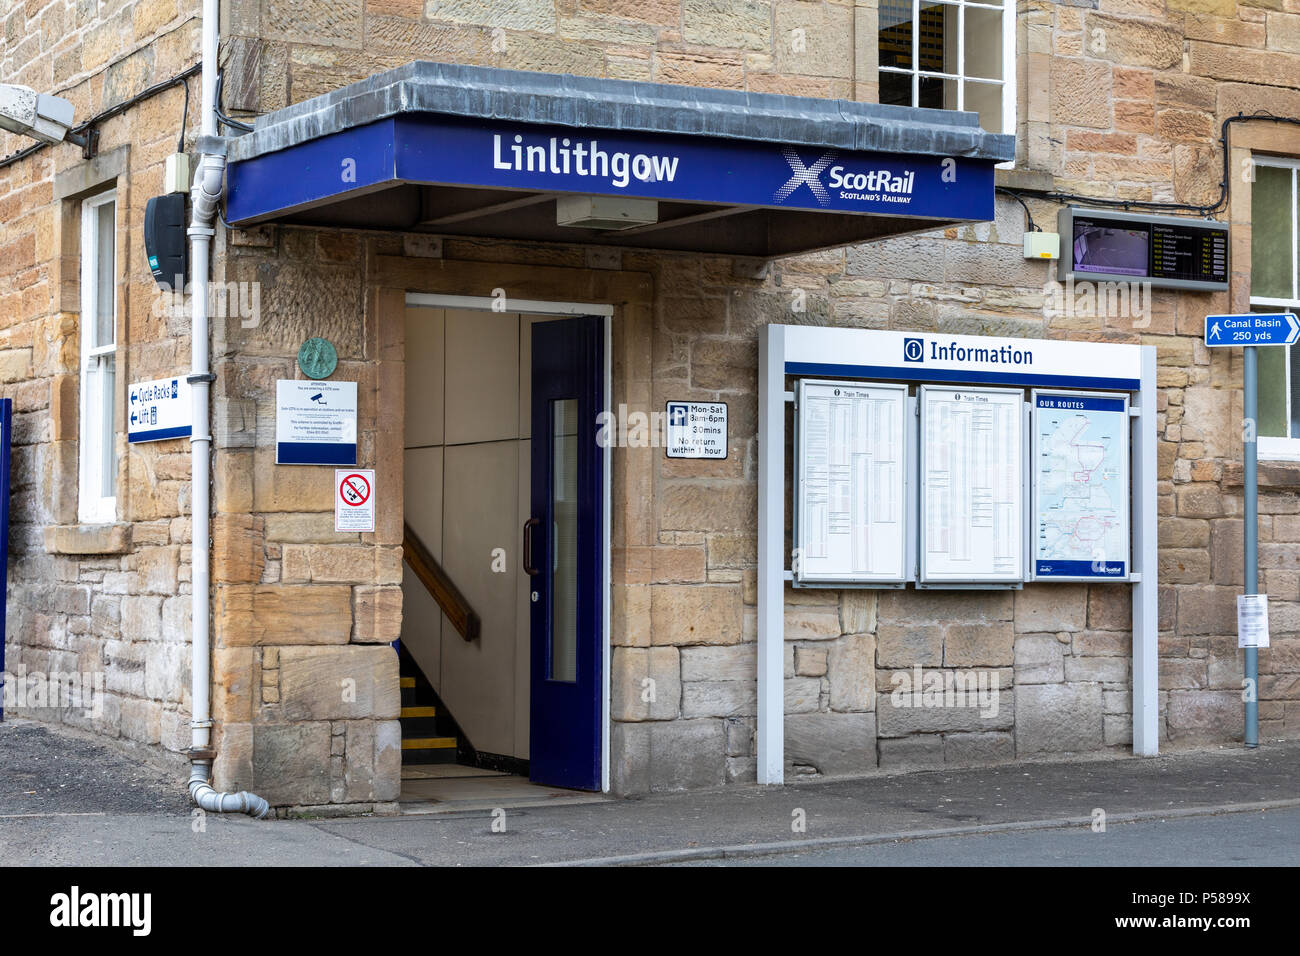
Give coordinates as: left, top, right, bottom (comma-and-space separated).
399, 301, 607, 794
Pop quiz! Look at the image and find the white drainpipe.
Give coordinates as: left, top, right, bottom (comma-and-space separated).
186, 0, 269, 819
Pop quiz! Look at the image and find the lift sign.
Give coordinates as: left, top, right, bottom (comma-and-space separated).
127, 376, 192, 443
665, 401, 727, 459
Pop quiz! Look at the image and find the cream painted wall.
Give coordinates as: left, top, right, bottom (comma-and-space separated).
402, 307, 563, 761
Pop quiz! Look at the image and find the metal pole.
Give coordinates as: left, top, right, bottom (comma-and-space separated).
1244, 345, 1259, 748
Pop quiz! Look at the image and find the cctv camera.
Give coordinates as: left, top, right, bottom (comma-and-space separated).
0, 84, 76, 144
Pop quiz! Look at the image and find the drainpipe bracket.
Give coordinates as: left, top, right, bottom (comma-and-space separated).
185, 747, 217, 761
195, 134, 229, 157
186, 372, 217, 384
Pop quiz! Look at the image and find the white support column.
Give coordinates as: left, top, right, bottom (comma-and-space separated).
757, 325, 786, 783
1131, 345, 1159, 755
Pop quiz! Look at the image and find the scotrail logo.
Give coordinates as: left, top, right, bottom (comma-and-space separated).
774, 148, 917, 208
774, 147, 835, 206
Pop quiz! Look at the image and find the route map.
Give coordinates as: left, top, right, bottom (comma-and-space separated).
1033, 391, 1129, 580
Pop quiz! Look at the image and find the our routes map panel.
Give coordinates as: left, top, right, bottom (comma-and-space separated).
1031, 390, 1130, 581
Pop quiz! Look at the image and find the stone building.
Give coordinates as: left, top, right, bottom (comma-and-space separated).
2, 0, 1297, 812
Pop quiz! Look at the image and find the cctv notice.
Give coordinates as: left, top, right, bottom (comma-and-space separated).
275, 379, 358, 448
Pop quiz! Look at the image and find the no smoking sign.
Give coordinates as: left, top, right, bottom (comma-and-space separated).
335, 469, 376, 532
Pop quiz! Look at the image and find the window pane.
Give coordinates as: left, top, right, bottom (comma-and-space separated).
1257, 344, 1287, 438
964, 6, 1003, 80
879, 69, 912, 107
95, 201, 115, 348
918, 75, 958, 112
100, 354, 116, 499
1251, 165, 1293, 300
1288, 341, 1300, 440
549, 399, 578, 683
917, 2, 958, 75
1295, 172, 1300, 303
878, 0, 913, 70
965, 80, 1003, 133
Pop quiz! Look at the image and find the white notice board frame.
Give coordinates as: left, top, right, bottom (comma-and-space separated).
918, 384, 1025, 586
793, 379, 910, 587
759, 326, 1158, 786
1030, 389, 1131, 583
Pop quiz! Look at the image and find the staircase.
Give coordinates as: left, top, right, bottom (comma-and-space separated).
398, 522, 481, 765
398, 646, 462, 764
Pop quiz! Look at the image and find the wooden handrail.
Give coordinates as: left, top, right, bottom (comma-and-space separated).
402, 522, 480, 642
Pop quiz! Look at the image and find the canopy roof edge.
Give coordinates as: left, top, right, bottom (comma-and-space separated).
227, 60, 1015, 165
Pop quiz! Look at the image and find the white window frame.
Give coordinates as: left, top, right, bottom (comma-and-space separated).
78, 189, 118, 524
876, 0, 1016, 139
1249, 156, 1300, 462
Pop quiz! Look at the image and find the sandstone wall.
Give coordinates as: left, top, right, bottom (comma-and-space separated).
1, 1, 201, 760
207, 228, 403, 808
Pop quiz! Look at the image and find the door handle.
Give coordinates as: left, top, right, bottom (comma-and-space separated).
522, 518, 540, 576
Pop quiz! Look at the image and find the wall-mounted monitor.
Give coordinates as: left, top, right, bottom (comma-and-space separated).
1057, 207, 1229, 292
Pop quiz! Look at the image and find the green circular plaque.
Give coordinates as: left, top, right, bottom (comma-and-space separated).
297, 337, 338, 379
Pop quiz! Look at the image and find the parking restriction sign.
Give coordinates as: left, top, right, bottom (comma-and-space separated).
335, 469, 375, 532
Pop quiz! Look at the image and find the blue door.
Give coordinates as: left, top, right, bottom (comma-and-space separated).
527, 316, 603, 791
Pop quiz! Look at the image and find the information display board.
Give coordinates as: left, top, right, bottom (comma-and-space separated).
919, 385, 1024, 584
794, 380, 907, 584
1057, 206, 1228, 291
1031, 390, 1130, 581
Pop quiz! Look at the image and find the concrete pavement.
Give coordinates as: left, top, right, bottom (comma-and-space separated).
3, 718, 1299, 866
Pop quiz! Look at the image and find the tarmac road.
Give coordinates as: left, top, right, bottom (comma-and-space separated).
664, 807, 1300, 866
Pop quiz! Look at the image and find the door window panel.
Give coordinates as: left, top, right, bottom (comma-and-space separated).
548, 398, 579, 683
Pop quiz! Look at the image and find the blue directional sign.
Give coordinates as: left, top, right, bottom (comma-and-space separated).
127, 376, 192, 443
1205, 312, 1300, 347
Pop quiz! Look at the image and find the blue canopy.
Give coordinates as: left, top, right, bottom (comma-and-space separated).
225, 61, 1014, 258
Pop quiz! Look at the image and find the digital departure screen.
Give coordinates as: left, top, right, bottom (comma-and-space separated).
1063, 209, 1229, 290
1149, 221, 1228, 284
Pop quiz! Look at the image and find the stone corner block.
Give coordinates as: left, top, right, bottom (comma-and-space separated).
352, 585, 403, 643
215, 584, 354, 646
611, 718, 726, 794
276, 644, 400, 722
